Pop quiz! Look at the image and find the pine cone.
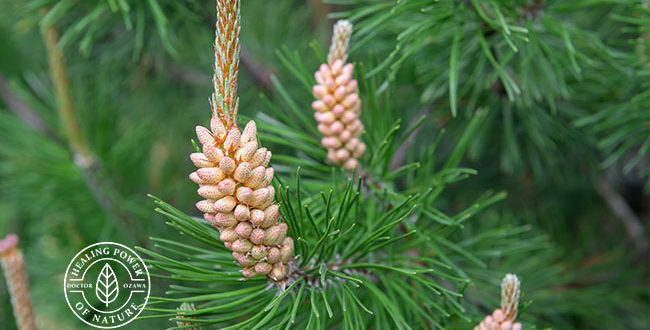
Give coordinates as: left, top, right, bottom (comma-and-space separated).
190, 117, 294, 281
0, 234, 36, 330
474, 309, 522, 330
312, 20, 366, 170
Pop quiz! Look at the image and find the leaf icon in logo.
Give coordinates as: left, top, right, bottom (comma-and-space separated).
96, 263, 119, 307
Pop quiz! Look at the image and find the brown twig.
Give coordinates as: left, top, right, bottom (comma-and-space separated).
166, 47, 274, 93
596, 179, 649, 256
42, 17, 146, 246
43, 23, 94, 169
168, 63, 210, 87
0, 73, 63, 144
308, 0, 332, 44
240, 48, 274, 92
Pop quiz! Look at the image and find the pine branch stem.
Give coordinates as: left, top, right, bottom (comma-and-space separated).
240, 48, 273, 92
596, 179, 649, 256
42, 22, 94, 169
0, 73, 62, 144
167, 46, 272, 92
41, 18, 146, 246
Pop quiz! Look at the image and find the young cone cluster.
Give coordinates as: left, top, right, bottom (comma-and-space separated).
1, 234, 37, 330
191, 119, 293, 280
189, 0, 293, 281
312, 20, 366, 170
475, 274, 523, 330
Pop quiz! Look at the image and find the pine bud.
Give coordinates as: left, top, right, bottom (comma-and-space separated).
203, 144, 224, 163
220, 228, 238, 242
189, 171, 205, 185
213, 213, 237, 228
0, 234, 36, 330
241, 267, 257, 278
176, 302, 200, 330
233, 162, 252, 182
196, 200, 216, 214
235, 221, 253, 239
233, 204, 250, 221
217, 178, 237, 196
250, 245, 267, 260
501, 274, 521, 320
195, 126, 215, 146
267, 247, 281, 264
232, 252, 256, 267
254, 262, 272, 275
213, 196, 237, 213
198, 185, 224, 200
197, 167, 226, 183
231, 239, 253, 254
474, 274, 524, 330
250, 228, 266, 245
191, 153, 214, 168
269, 262, 287, 281
250, 209, 266, 226
263, 223, 287, 246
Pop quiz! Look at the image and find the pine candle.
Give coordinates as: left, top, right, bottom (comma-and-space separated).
176, 302, 199, 330
313, 20, 366, 170
0, 234, 37, 330
189, 0, 293, 281
475, 274, 523, 330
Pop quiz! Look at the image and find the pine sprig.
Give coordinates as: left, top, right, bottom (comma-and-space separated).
140, 180, 462, 329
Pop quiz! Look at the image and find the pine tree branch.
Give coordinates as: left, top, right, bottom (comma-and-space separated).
0, 73, 62, 144
240, 48, 273, 92
308, 0, 331, 28
167, 46, 273, 93
42, 17, 146, 246
168, 63, 210, 87
308, 0, 332, 45
596, 179, 649, 256
43, 21, 94, 169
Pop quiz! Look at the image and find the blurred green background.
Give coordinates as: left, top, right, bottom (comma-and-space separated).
0, 0, 648, 329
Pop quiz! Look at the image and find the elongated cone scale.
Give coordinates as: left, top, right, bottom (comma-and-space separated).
313, 20, 366, 170
474, 274, 523, 330
0, 234, 37, 330
189, 0, 293, 281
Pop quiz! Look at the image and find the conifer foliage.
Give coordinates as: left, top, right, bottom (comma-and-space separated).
0, 0, 647, 329
139, 0, 511, 328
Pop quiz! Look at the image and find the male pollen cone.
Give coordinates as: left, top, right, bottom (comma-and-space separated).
312, 20, 366, 170
474, 309, 522, 330
190, 117, 294, 281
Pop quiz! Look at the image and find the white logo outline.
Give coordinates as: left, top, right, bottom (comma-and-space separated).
64, 242, 150, 329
